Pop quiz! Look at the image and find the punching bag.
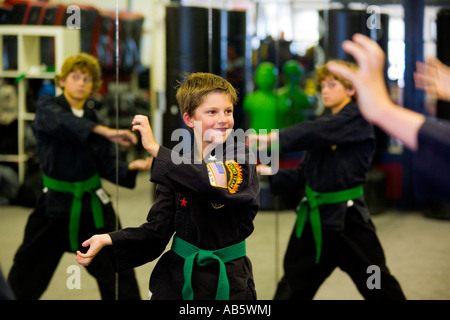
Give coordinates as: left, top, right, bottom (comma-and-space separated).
165, 5, 227, 149
165, 5, 209, 149
320, 9, 365, 61
227, 10, 250, 130
319, 9, 389, 63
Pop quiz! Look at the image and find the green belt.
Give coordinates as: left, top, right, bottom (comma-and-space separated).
296, 183, 364, 264
171, 235, 246, 300
42, 173, 104, 252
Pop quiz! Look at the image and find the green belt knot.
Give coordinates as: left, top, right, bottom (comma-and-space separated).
197, 250, 215, 266
171, 235, 246, 300
296, 183, 364, 264
42, 173, 104, 252
73, 183, 84, 199
307, 190, 318, 209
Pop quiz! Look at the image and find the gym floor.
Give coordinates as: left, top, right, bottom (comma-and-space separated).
1, 172, 449, 300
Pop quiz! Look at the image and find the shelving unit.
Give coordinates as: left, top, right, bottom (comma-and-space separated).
0, 25, 80, 183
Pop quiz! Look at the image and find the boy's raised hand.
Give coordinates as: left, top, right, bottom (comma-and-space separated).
414, 57, 450, 102
326, 33, 394, 124
132, 115, 160, 157
327, 33, 425, 151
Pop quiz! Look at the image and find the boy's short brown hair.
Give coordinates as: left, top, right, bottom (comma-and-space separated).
55, 53, 103, 93
316, 60, 357, 98
176, 72, 238, 117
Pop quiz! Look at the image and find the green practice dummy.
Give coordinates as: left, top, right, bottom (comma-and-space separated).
276, 60, 311, 128
243, 62, 282, 132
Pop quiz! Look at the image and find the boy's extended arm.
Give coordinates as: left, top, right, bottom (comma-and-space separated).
34, 95, 137, 147
92, 124, 138, 147
246, 132, 278, 151
77, 184, 176, 272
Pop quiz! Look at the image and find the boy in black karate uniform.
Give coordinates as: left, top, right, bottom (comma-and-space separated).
252, 61, 405, 300
8, 53, 151, 300
77, 73, 260, 300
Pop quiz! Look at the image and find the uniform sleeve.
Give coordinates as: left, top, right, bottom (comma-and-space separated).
279, 103, 374, 152
90, 133, 138, 188
414, 117, 450, 203
108, 184, 176, 272
150, 143, 259, 206
32, 95, 97, 144
269, 165, 305, 196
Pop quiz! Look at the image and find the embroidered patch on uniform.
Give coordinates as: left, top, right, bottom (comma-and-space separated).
207, 161, 227, 188
225, 160, 243, 194
211, 203, 225, 209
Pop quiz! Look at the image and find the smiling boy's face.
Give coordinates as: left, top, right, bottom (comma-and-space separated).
183, 91, 234, 152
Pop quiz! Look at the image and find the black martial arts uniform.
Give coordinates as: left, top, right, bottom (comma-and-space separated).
414, 117, 450, 203
8, 94, 140, 300
271, 102, 405, 300
107, 137, 260, 300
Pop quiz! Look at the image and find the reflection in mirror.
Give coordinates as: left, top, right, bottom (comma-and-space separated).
1, 0, 448, 302
1, 0, 150, 300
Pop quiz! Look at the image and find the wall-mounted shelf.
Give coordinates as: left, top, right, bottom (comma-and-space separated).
0, 25, 80, 183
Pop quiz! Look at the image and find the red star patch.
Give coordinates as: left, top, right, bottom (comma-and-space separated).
180, 197, 188, 207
